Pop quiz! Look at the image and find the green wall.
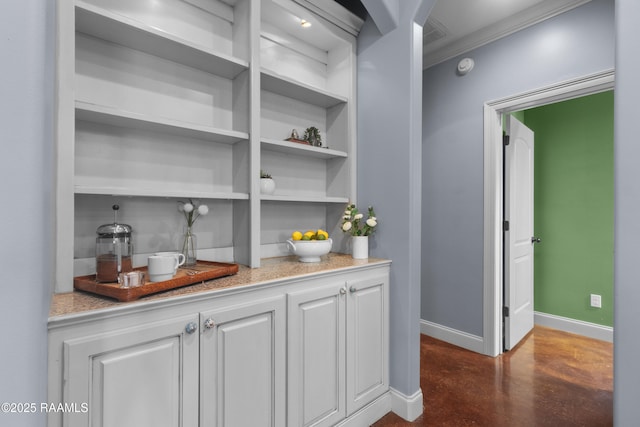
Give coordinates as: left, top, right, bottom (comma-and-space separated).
521, 91, 614, 327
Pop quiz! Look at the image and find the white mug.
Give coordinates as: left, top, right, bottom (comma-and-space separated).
147, 255, 179, 282
154, 251, 185, 274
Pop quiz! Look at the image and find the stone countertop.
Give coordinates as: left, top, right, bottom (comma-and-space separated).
50, 253, 390, 320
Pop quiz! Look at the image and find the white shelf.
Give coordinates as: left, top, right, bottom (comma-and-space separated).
75, 2, 249, 79
260, 68, 347, 108
261, 195, 349, 204
75, 186, 249, 200
261, 138, 347, 159
76, 101, 248, 145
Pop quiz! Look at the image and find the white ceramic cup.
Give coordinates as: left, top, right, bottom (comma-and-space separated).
147, 255, 179, 282
154, 251, 186, 274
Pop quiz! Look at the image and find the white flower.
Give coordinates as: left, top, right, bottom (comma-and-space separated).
354, 213, 363, 220
183, 203, 194, 213
343, 215, 351, 220
344, 210, 351, 215
342, 222, 352, 232
366, 218, 377, 227
198, 205, 209, 215
370, 216, 377, 221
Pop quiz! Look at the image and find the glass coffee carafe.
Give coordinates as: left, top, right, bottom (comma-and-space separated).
95, 205, 133, 282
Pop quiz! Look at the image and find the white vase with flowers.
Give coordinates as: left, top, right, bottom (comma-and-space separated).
341, 203, 378, 259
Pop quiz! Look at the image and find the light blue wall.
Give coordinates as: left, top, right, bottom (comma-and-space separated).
421, 0, 615, 336
0, 1, 54, 426
358, 0, 434, 398
614, 0, 640, 422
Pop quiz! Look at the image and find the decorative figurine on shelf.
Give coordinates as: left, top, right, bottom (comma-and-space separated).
303, 126, 322, 147
285, 129, 310, 145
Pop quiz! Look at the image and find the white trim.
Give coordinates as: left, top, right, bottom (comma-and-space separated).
535, 312, 613, 342
420, 319, 484, 354
334, 392, 392, 426
389, 387, 424, 422
423, 0, 592, 68
482, 69, 615, 356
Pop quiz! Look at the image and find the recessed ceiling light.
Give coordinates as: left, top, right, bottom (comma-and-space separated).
300, 19, 312, 28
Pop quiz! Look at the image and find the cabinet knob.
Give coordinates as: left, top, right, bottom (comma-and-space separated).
339, 287, 346, 295
204, 317, 215, 329
349, 286, 357, 293
185, 321, 198, 334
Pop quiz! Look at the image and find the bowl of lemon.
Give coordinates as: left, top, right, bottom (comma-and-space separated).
287, 229, 332, 262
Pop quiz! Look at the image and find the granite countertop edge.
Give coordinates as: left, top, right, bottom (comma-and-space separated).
49, 253, 391, 323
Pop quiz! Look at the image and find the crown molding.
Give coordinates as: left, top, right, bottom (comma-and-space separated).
423, 0, 592, 69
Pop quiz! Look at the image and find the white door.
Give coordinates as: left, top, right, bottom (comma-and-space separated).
504, 115, 536, 350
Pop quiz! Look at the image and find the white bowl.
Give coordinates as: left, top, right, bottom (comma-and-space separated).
287, 238, 332, 262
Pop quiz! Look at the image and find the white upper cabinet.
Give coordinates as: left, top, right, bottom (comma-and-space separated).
55, 0, 358, 291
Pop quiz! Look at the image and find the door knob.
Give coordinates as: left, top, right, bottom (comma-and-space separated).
185, 321, 198, 334
531, 237, 541, 244
204, 318, 215, 329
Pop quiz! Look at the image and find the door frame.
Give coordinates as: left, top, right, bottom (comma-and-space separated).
482, 69, 615, 357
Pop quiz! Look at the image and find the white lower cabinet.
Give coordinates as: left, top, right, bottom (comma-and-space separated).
288, 273, 389, 427
48, 265, 389, 427
60, 314, 200, 427
49, 295, 285, 427
199, 297, 285, 426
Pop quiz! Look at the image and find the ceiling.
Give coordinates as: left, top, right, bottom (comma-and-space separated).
334, 0, 591, 68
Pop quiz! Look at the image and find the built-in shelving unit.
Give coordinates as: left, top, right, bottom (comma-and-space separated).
55, 0, 357, 292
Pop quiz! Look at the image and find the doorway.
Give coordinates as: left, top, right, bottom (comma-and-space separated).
481, 69, 615, 357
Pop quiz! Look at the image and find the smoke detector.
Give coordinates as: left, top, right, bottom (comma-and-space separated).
457, 58, 474, 75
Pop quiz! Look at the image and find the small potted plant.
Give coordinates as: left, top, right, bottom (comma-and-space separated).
260, 170, 276, 195
303, 126, 322, 147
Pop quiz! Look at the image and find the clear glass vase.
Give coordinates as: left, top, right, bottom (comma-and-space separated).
181, 226, 197, 266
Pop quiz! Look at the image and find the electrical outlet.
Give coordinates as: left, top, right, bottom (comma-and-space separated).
590, 294, 602, 308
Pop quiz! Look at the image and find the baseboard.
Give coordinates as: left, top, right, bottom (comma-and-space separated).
534, 311, 613, 342
390, 387, 424, 422
335, 392, 392, 426
420, 319, 485, 354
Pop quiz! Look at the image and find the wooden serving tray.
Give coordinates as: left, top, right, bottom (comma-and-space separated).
74, 261, 239, 302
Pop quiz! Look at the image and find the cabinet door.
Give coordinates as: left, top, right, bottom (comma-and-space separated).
346, 275, 389, 415
63, 315, 200, 427
288, 282, 346, 427
199, 296, 286, 427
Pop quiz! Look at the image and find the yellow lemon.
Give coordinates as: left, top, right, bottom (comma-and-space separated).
304, 231, 315, 239
291, 231, 303, 241
317, 229, 329, 239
